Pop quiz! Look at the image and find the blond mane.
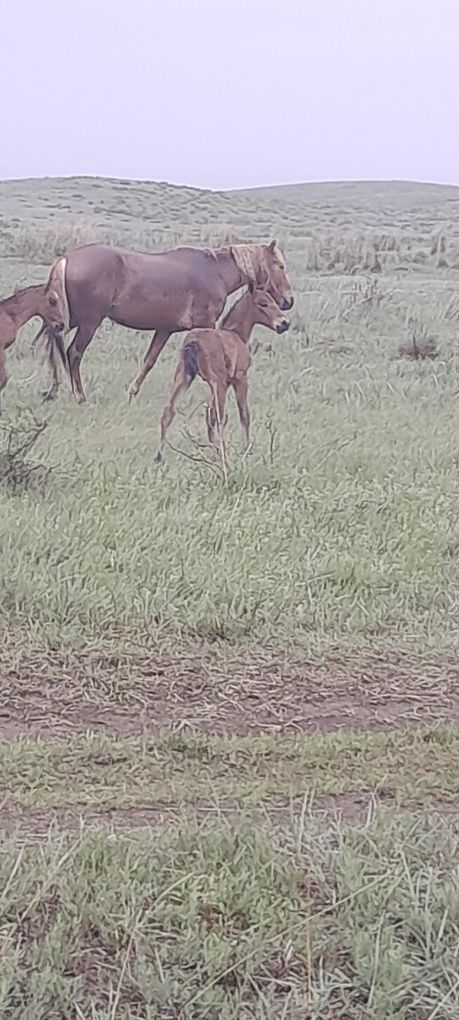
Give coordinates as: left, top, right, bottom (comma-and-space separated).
229, 244, 265, 282
229, 242, 285, 283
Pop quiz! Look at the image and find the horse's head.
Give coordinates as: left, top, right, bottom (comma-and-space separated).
230, 241, 294, 311
248, 283, 290, 335
260, 240, 294, 311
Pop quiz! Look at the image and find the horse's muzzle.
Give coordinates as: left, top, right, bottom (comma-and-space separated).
276, 320, 290, 334
281, 296, 294, 311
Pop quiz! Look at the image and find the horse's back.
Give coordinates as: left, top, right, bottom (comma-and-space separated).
70, 243, 216, 286
64, 243, 224, 332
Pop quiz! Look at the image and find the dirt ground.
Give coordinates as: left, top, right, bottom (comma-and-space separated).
2, 642, 458, 837
1, 643, 458, 741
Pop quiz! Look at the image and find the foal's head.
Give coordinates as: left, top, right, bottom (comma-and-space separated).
248, 283, 290, 334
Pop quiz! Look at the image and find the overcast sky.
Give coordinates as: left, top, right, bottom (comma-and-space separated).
1, 0, 457, 189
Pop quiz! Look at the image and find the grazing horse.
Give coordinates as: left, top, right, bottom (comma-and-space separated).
156, 283, 290, 462
0, 285, 48, 405
43, 240, 294, 404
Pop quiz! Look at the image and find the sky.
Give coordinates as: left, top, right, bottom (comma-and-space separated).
1, 0, 458, 190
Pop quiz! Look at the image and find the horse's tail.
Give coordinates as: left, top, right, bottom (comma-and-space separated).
31, 322, 46, 351
31, 321, 67, 373
45, 256, 70, 334
43, 256, 71, 376
183, 341, 198, 381
45, 323, 68, 370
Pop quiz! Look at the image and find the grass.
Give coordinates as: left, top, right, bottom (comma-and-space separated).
1, 175, 459, 1015
3, 727, 459, 814
3, 811, 459, 1017
1, 272, 458, 656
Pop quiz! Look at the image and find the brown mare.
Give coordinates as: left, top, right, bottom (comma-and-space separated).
43, 240, 294, 404
0, 285, 48, 406
156, 284, 290, 463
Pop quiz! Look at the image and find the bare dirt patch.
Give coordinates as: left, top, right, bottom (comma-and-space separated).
2, 790, 459, 842
1, 639, 458, 742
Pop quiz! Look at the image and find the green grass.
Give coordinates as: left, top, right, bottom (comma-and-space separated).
1, 269, 458, 657
2, 176, 459, 1016
2, 727, 459, 814
3, 810, 459, 1017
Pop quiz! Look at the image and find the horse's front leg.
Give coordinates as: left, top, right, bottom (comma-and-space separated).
128, 330, 172, 400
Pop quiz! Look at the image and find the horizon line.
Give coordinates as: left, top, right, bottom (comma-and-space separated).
1, 174, 458, 193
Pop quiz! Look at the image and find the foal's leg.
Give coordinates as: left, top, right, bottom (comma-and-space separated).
67, 322, 101, 404
155, 359, 192, 463
128, 329, 172, 401
0, 346, 6, 412
207, 382, 228, 455
233, 375, 251, 455
42, 330, 63, 403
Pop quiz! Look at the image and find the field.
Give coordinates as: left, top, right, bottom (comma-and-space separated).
1, 176, 459, 1017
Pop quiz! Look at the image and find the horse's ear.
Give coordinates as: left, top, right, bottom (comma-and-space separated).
268, 239, 277, 253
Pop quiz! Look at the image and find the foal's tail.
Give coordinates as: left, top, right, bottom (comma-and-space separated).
183, 341, 199, 381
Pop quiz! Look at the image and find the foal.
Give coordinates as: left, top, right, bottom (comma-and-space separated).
0, 285, 47, 405
156, 284, 289, 462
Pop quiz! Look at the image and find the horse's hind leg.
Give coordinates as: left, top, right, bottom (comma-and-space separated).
67, 322, 100, 404
128, 329, 172, 401
155, 359, 192, 463
233, 375, 251, 455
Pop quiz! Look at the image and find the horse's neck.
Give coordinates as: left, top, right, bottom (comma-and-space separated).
213, 250, 245, 294
1, 288, 44, 328
223, 302, 255, 344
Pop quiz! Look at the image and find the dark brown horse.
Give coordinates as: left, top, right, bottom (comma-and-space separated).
0, 285, 48, 405
156, 283, 290, 463
43, 240, 294, 403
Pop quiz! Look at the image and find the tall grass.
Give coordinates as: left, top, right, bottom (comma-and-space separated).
1, 263, 458, 657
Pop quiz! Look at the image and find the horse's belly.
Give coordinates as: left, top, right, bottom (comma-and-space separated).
109, 288, 199, 332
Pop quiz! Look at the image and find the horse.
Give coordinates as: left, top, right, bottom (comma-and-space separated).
155, 283, 290, 463
42, 240, 294, 404
0, 285, 48, 406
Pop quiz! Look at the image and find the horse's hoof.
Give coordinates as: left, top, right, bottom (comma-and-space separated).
128, 384, 138, 402
154, 450, 163, 465
42, 390, 56, 403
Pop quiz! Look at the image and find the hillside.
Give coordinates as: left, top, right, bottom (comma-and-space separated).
1, 177, 459, 268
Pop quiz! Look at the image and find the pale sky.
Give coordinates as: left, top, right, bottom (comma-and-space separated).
1, 0, 458, 190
